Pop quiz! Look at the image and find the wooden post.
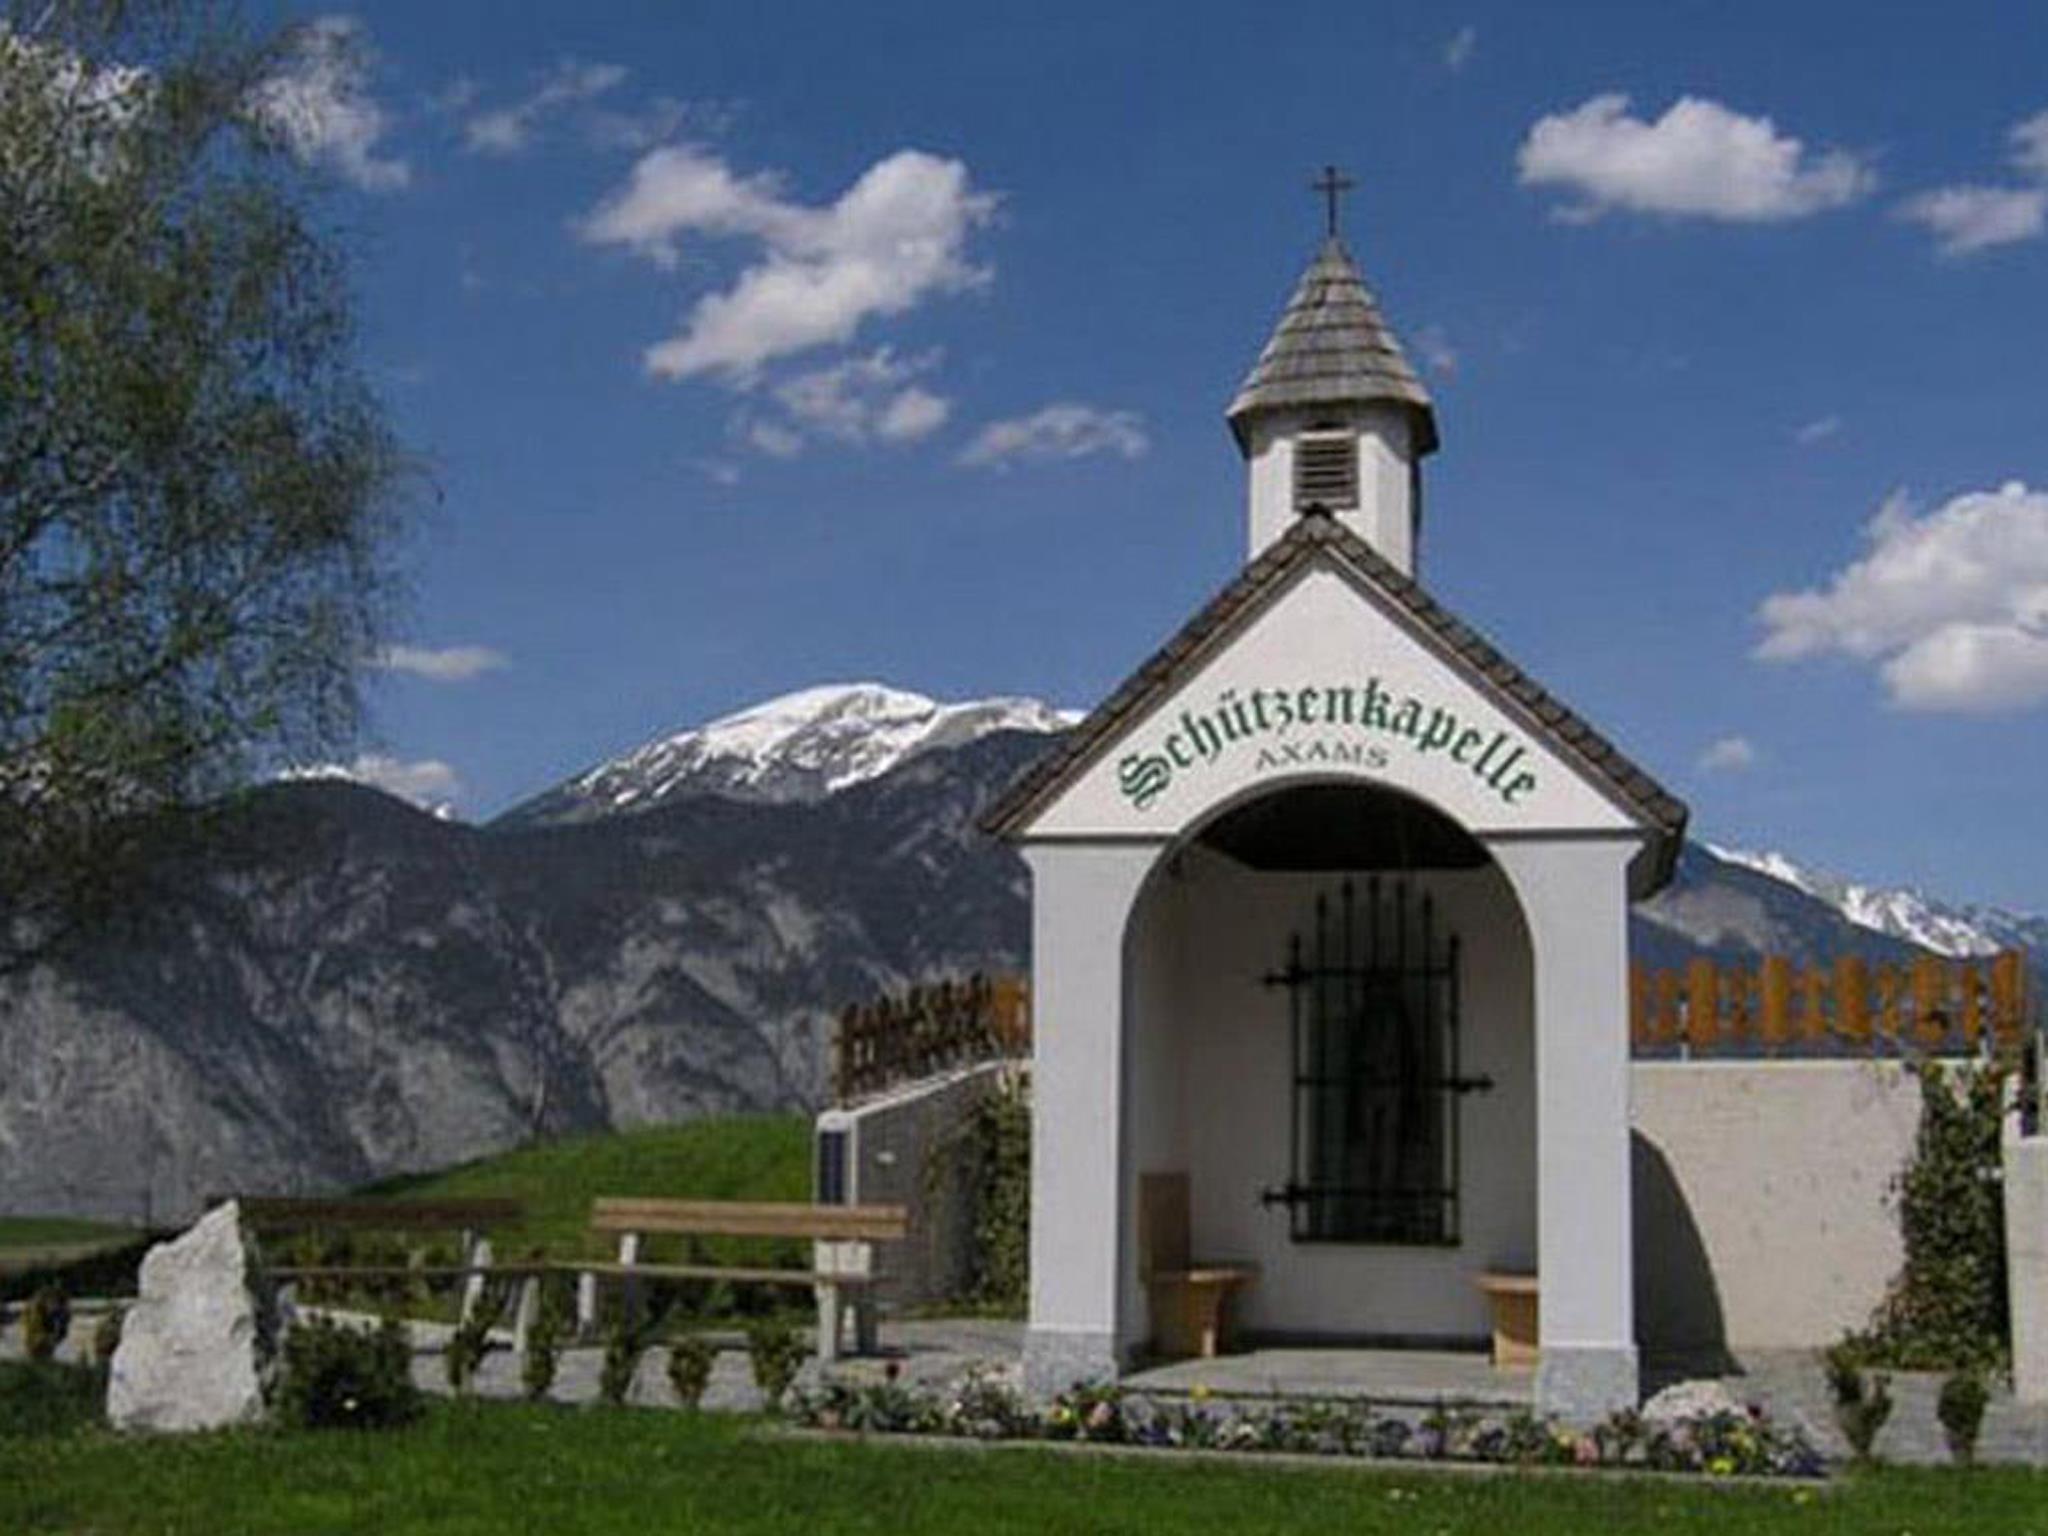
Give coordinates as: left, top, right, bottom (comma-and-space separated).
1962, 962, 1984, 1049
459, 1235, 492, 1326
1912, 956, 1948, 1048
1761, 956, 1792, 1050
1654, 969, 1681, 1047
1799, 965, 1829, 1046
617, 1230, 642, 1334
1837, 955, 1870, 1046
1994, 952, 2026, 1048
576, 1269, 599, 1338
1685, 957, 1719, 1054
1875, 963, 1903, 1050
1630, 965, 1650, 1048
513, 1276, 541, 1357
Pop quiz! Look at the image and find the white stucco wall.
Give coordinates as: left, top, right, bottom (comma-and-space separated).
2004, 1123, 2048, 1402
1244, 406, 1416, 568
1630, 1061, 1920, 1351
1122, 845, 1534, 1346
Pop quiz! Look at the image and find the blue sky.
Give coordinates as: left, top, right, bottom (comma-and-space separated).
259, 0, 2048, 911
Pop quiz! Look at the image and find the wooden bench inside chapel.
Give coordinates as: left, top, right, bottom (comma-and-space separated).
575, 1197, 909, 1362
1475, 1270, 1538, 1370
1138, 1172, 1259, 1360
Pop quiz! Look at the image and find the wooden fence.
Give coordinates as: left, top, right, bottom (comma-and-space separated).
833, 973, 1030, 1104
830, 952, 2033, 1091
1631, 951, 2033, 1057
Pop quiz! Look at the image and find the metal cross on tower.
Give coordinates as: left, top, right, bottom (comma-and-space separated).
1311, 164, 1354, 239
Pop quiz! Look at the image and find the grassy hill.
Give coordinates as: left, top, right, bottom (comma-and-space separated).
0, 1217, 138, 1254
3, 1115, 814, 1301
362, 1113, 813, 1257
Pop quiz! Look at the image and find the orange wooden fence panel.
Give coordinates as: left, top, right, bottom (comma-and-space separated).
1628, 950, 2032, 1056
833, 972, 1032, 1103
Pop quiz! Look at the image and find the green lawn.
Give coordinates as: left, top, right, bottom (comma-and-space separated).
3, 1376, 2044, 1536
362, 1113, 812, 1257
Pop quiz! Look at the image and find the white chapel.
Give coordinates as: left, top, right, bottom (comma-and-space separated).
985, 199, 1689, 1421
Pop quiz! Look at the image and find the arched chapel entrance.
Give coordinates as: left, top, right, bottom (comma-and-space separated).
1118, 781, 1535, 1352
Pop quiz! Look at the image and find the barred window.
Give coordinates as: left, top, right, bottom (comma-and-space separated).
1265, 878, 1477, 1245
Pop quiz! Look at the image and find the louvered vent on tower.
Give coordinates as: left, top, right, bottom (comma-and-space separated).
1293, 433, 1359, 511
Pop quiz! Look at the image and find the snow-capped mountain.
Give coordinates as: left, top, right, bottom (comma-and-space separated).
1706, 844, 2047, 960
12, 674, 2040, 1222
502, 683, 1082, 826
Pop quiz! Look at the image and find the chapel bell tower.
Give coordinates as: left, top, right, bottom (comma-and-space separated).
1227, 167, 1439, 573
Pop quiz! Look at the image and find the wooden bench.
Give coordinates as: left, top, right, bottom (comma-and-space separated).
227, 1197, 544, 1343
1475, 1271, 1538, 1370
574, 1198, 909, 1362
1138, 1173, 1258, 1360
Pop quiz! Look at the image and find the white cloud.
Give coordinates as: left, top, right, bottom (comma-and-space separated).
749, 347, 950, 450
1414, 323, 1458, 377
696, 459, 742, 486
287, 754, 461, 814
1696, 735, 1759, 773
877, 386, 949, 442
579, 145, 997, 380
1756, 482, 2048, 712
584, 95, 736, 154
1895, 108, 2048, 257
743, 418, 803, 459
249, 15, 409, 192
464, 58, 626, 155
375, 643, 508, 682
2012, 109, 2048, 179
1444, 25, 1477, 72
958, 404, 1149, 470
1794, 414, 1842, 445
1897, 184, 2047, 256
1517, 94, 1872, 223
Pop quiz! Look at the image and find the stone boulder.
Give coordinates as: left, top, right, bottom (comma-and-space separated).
106, 1202, 283, 1432
1642, 1378, 1748, 1425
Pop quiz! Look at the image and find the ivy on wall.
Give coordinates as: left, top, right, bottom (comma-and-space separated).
1853, 1059, 2010, 1371
928, 1074, 1030, 1314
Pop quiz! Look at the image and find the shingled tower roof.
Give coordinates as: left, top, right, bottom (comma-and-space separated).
1226, 237, 1440, 457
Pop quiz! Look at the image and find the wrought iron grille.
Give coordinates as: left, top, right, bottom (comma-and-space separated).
1260, 877, 1485, 1245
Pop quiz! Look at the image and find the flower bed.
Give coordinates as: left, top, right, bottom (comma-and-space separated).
787, 1373, 1826, 1479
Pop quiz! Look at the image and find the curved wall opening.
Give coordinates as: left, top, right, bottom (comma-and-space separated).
1117, 776, 1536, 1354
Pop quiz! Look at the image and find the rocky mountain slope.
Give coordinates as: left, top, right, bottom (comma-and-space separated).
0, 684, 2035, 1223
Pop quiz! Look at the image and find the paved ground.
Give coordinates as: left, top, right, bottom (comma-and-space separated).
12, 1308, 2048, 1465
1127, 1346, 1532, 1407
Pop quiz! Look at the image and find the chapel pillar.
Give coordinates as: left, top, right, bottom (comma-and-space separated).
1018, 842, 1159, 1395
1488, 836, 1642, 1421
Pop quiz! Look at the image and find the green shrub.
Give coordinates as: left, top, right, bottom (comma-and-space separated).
90, 1308, 123, 1368
1825, 1341, 1892, 1462
444, 1310, 496, 1395
520, 1281, 571, 1403
275, 1315, 422, 1431
1858, 1060, 2009, 1369
21, 1286, 70, 1362
667, 1334, 716, 1409
1938, 1369, 1990, 1466
599, 1321, 651, 1407
745, 1318, 805, 1410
